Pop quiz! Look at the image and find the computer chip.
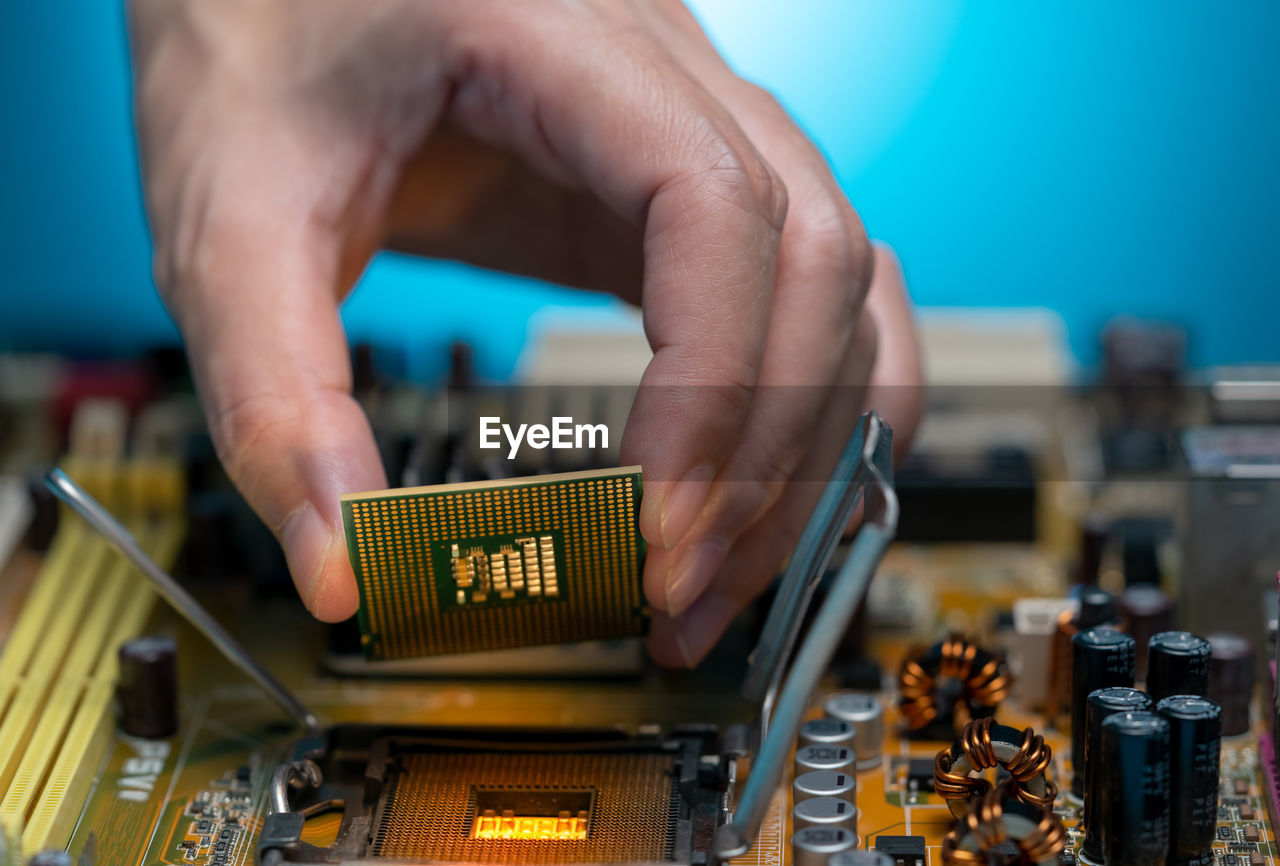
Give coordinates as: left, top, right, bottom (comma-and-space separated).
341, 467, 646, 659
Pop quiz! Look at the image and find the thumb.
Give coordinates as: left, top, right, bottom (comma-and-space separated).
163, 209, 386, 622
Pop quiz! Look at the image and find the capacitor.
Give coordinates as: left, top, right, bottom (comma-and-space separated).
1206, 633, 1254, 736
1048, 588, 1121, 728
1077, 513, 1112, 586
116, 636, 178, 738
791, 826, 857, 866
1118, 585, 1174, 680
1081, 687, 1153, 862
799, 717, 857, 750
793, 770, 856, 804
1070, 627, 1135, 796
1100, 711, 1171, 866
822, 692, 883, 769
830, 852, 894, 866
792, 796, 856, 832
1157, 696, 1221, 866
795, 744, 855, 777
1147, 632, 1211, 703
1078, 587, 1120, 628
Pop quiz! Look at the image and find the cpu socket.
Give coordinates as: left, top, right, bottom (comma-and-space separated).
259, 724, 730, 865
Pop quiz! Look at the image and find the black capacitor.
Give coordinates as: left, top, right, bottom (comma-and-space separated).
117, 636, 178, 738
1156, 696, 1221, 866
1118, 585, 1173, 680
1078, 587, 1119, 629
1071, 627, 1136, 796
1077, 514, 1112, 586
1081, 687, 1153, 862
1100, 711, 1171, 866
1146, 631, 1211, 703
1206, 633, 1254, 736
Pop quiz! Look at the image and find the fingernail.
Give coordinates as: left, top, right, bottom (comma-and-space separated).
280, 502, 336, 615
660, 465, 714, 550
665, 536, 727, 618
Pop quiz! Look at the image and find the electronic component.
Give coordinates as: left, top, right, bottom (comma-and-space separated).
831, 852, 893, 866
340, 467, 646, 658
874, 834, 927, 866
1070, 627, 1135, 796
940, 781, 1066, 865
793, 826, 856, 866
1207, 633, 1255, 736
1077, 513, 1112, 586
794, 745, 854, 777
933, 718, 1055, 820
1147, 631, 1211, 703
1157, 696, 1222, 866
258, 724, 729, 865
798, 717, 856, 750
1010, 597, 1077, 710
793, 770, 856, 804
904, 757, 935, 792
791, 796, 856, 832
1118, 585, 1173, 680
1047, 588, 1120, 727
1082, 686, 1153, 862
116, 636, 178, 739
1100, 712, 1171, 866
898, 635, 1009, 737
1181, 425, 1280, 667
822, 692, 883, 769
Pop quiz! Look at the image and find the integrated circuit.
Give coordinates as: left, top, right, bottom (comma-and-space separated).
341, 466, 646, 659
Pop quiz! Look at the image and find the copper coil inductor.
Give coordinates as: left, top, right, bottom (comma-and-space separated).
898, 634, 1012, 736
933, 717, 1057, 821
940, 778, 1067, 866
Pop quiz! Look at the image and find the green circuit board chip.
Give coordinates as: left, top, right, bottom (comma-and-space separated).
341, 467, 647, 659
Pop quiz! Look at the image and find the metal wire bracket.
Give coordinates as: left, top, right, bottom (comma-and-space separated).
46, 467, 320, 734
715, 411, 898, 861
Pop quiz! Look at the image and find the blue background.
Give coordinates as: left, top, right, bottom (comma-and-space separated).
2, 2, 1276, 379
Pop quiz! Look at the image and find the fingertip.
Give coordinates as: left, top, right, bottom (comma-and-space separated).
646, 614, 694, 668
643, 545, 676, 615
308, 538, 361, 623
646, 593, 739, 669
280, 501, 359, 622
664, 535, 728, 618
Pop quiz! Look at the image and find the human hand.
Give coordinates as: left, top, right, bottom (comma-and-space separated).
128, 0, 922, 663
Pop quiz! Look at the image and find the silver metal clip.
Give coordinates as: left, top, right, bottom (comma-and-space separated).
714, 411, 897, 861
46, 468, 320, 734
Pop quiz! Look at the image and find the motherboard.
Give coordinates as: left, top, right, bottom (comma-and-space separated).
0, 330, 1278, 866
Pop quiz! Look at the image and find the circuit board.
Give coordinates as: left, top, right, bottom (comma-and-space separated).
2, 347, 1278, 866
3, 503, 1274, 865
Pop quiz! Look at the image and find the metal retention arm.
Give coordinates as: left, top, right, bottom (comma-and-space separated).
715, 412, 898, 861
46, 467, 320, 734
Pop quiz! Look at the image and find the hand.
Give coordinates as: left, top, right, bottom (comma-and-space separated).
128, 0, 923, 664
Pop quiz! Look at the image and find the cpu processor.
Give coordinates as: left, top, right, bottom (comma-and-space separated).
341, 467, 647, 659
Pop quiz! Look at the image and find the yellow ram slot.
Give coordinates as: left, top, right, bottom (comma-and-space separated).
20, 679, 114, 859
0, 553, 133, 839
23, 518, 184, 856
0, 534, 108, 795
93, 523, 182, 680
0, 521, 84, 717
